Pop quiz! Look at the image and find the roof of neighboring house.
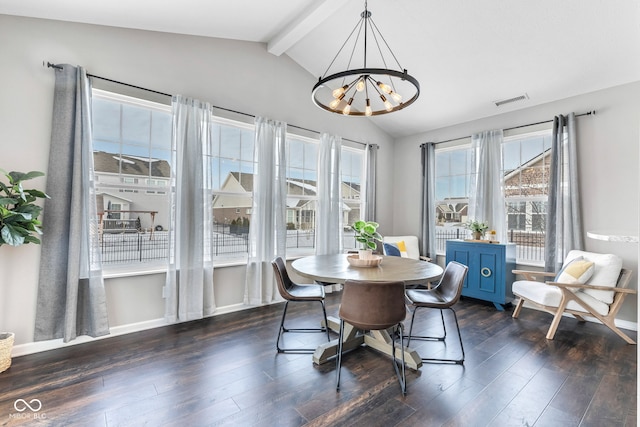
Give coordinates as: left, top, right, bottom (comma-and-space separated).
93, 151, 171, 178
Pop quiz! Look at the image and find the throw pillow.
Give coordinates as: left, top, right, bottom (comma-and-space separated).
396, 240, 409, 258
555, 256, 595, 284
383, 242, 401, 257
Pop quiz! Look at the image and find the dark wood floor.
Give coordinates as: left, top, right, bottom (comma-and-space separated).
0, 292, 636, 427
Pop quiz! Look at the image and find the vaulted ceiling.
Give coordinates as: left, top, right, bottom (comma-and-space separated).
2, 0, 639, 137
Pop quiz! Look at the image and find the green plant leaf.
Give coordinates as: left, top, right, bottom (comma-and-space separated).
1, 224, 25, 246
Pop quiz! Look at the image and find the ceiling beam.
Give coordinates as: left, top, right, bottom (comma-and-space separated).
267, 0, 347, 56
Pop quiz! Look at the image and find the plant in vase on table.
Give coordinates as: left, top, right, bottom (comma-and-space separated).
465, 219, 489, 240
351, 220, 382, 259
0, 169, 49, 373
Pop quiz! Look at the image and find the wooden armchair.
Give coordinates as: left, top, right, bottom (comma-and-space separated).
511, 250, 636, 344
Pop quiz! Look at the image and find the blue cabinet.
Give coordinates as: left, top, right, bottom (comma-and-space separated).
445, 240, 516, 311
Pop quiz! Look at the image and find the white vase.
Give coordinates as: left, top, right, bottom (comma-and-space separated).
358, 249, 373, 260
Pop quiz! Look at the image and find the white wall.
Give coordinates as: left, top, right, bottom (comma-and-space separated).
0, 14, 396, 350
393, 82, 640, 323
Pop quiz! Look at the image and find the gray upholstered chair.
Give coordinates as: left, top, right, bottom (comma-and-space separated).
336, 279, 408, 395
271, 257, 330, 353
405, 261, 468, 364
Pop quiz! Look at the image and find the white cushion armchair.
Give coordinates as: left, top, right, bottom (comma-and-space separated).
511, 250, 636, 344
382, 235, 431, 262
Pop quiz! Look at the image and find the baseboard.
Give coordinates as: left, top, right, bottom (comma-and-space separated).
12, 302, 251, 358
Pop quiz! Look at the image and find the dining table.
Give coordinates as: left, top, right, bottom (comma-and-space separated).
291, 253, 444, 370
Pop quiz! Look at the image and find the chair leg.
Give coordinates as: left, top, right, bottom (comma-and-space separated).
409, 307, 464, 365
391, 323, 407, 395
546, 299, 569, 340
406, 306, 446, 347
336, 319, 345, 392
277, 300, 330, 353
512, 297, 525, 318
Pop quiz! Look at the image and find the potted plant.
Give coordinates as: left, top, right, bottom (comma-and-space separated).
0, 170, 49, 246
351, 220, 382, 259
0, 169, 49, 372
465, 219, 489, 240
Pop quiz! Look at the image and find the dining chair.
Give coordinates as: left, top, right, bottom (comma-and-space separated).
405, 261, 468, 364
271, 257, 331, 353
336, 279, 408, 395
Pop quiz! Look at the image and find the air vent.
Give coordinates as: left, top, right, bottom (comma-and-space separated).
494, 93, 529, 107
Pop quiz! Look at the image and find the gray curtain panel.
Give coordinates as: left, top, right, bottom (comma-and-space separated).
35, 65, 109, 342
544, 113, 584, 271
420, 142, 437, 259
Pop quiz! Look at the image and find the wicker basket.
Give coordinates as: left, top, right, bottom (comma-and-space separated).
0, 332, 15, 373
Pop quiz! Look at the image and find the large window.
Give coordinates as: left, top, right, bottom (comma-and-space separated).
502, 131, 551, 263
433, 129, 552, 263
92, 90, 172, 267
434, 144, 474, 250
93, 90, 366, 266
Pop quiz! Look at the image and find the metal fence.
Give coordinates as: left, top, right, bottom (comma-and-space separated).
100, 232, 169, 264
100, 226, 545, 265
100, 226, 356, 265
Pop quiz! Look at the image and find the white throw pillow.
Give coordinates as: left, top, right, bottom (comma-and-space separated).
555, 256, 595, 284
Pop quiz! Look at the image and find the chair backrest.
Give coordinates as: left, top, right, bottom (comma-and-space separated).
339, 280, 406, 331
383, 235, 420, 259
563, 250, 622, 304
272, 257, 294, 300
432, 261, 469, 306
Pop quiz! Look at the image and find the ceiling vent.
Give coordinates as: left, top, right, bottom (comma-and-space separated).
494, 93, 529, 107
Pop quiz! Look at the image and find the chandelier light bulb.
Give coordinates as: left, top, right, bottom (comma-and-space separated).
332, 85, 348, 98
329, 93, 345, 110
380, 94, 393, 112
365, 99, 372, 116
356, 78, 366, 92
377, 81, 392, 94
390, 91, 402, 103
343, 98, 354, 115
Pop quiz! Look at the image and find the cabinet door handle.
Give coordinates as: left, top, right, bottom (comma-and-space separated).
481, 267, 492, 277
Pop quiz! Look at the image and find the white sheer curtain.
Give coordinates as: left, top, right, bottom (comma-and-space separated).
316, 133, 343, 255
545, 113, 584, 271
469, 129, 506, 243
364, 144, 378, 221
35, 64, 109, 342
165, 96, 215, 323
244, 117, 287, 306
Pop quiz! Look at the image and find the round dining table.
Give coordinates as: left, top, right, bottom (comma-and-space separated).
291, 253, 444, 370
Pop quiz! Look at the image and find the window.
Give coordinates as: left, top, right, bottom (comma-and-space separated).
341, 147, 365, 250
93, 90, 367, 266
502, 130, 551, 263
433, 129, 552, 263
434, 144, 474, 252
92, 89, 172, 267
285, 136, 318, 255
210, 119, 256, 261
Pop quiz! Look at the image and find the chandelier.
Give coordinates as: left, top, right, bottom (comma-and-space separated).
311, 1, 420, 117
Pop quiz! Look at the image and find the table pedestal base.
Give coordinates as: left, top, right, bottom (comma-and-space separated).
313, 316, 423, 370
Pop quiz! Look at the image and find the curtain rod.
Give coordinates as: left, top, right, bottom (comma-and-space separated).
46, 61, 368, 147
423, 110, 596, 146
